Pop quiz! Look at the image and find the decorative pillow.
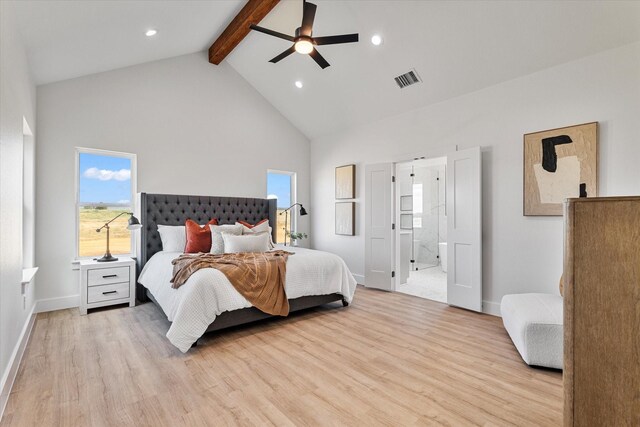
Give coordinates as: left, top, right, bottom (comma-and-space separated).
210, 224, 243, 254
157, 225, 186, 252
184, 219, 218, 253
237, 219, 269, 230
236, 220, 275, 249
221, 232, 270, 254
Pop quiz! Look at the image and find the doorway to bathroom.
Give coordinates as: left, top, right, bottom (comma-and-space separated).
364, 146, 482, 312
395, 157, 448, 303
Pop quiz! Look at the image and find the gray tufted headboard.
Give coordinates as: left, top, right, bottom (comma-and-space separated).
136, 193, 276, 301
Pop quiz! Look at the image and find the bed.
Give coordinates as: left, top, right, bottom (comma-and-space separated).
135, 193, 357, 352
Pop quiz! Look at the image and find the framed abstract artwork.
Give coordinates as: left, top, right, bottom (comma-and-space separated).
335, 202, 355, 235
524, 122, 598, 216
335, 164, 356, 199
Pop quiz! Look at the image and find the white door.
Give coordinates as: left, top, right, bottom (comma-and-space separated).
446, 147, 482, 312
364, 163, 395, 291
395, 162, 413, 287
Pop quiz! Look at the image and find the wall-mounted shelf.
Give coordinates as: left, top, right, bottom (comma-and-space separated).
21, 267, 38, 296
21, 267, 38, 286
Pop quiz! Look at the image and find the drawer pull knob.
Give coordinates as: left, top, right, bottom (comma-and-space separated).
102, 291, 118, 295
102, 274, 118, 279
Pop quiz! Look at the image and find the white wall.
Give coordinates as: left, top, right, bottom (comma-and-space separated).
36, 52, 310, 305
310, 42, 640, 313
0, 1, 37, 414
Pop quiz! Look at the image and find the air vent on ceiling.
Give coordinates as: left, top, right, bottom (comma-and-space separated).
394, 69, 422, 89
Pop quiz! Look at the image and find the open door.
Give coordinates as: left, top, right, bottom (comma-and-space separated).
446, 147, 482, 312
364, 163, 394, 291
395, 162, 413, 287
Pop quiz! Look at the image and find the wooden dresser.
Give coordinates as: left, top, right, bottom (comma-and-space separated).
563, 196, 640, 426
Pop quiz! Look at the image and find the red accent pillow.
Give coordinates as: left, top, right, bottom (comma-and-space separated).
184, 219, 218, 253
238, 219, 268, 229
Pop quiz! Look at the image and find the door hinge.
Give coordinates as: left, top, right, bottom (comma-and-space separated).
410, 259, 415, 263
391, 271, 395, 278
391, 223, 395, 230
410, 173, 415, 177
392, 176, 396, 183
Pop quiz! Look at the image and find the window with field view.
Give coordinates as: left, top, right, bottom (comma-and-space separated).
267, 171, 296, 244
77, 149, 136, 258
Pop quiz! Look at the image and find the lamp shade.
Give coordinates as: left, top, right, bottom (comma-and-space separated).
127, 215, 142, 230
299, 205, 308, 216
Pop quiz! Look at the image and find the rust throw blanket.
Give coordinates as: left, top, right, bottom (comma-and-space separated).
170, 251, 292, 316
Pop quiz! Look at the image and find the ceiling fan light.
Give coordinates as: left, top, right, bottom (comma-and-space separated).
294, 40, 314, 54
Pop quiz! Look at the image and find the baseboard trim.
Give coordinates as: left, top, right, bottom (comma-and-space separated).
483, 300, 501, 317
352, 273, 364, 284
35, 294, 79, 313
0, 305, 36, 421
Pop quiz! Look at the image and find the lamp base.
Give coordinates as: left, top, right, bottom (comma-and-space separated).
97, 254, 119, 262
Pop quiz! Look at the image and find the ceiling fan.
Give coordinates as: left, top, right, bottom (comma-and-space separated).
249, 0, 359, 69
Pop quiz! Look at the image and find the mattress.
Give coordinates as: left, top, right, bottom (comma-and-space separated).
138, 245, 357, 352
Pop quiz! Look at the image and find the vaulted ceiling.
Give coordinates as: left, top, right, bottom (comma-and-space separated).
226, 0, 640, 139
7, 0, 245, 84
8, 1, 640, 139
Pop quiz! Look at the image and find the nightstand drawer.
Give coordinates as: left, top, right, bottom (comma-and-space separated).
87, 266, 130, 286
87, 282, 130, 304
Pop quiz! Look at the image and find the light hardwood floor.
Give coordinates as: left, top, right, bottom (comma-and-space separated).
1, 287, 562, 426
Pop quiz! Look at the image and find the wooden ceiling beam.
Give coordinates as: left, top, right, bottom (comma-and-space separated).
208, 0, 280, 65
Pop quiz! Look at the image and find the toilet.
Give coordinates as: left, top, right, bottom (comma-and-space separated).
438, 242, 447, 273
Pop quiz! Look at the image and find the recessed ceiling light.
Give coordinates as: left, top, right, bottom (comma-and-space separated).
295, 80, 303, 89
145, 29, 157, 37
371, 34, 383, 46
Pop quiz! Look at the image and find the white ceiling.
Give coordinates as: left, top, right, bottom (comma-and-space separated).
8, 1, 640, 139
226, 0, 640, 139
7, 0, 245, 84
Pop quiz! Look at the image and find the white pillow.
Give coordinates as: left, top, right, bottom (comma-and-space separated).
236, 221, 275, 249
221, 232, 270, 254
157, 225, 186, 252
210, 224, 243, 254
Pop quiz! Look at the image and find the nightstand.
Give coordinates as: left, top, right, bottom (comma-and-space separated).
79, 258, 136, 315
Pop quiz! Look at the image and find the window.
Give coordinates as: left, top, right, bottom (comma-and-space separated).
76, 148, 136, 258
267, 170, 296, 244
22, 118, 35, 269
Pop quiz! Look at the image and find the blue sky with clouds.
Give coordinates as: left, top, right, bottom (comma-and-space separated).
79, 153, 131, 205
79, 155, 289, 207
267, 173, 291, 208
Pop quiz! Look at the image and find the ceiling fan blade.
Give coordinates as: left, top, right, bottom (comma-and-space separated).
250, 25, 295, 42
309, 48, 330, 69
300, 1, 317, 36
313, 34, 359, 46
269, 45, 296, 63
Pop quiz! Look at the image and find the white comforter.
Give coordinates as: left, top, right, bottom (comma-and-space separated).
138, 246, 357, 352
